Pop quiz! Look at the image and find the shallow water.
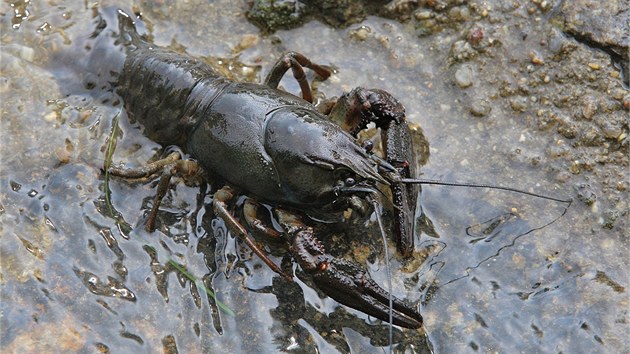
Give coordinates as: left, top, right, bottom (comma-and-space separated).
1, 1, 628, 353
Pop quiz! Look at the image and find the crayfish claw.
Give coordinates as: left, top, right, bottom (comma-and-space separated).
327, 87, 406, 136
312, 258, 423, 329
382, 119, 419, 257
325, 87, 420, 257
278, 208, 422, 328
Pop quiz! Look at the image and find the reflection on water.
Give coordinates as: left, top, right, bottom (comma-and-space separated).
1, 1, 626, 353
467, 212, 517, 243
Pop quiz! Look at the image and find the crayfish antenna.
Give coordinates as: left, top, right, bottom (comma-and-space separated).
369, 196, 394, 353
398, 178, 573, 204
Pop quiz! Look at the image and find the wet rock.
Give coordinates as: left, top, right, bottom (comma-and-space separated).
454, 64, 473, 88
551, 0, 629, 85
246, 0, 400, 32
304, 0, 377, 28
246, 0, 305, 33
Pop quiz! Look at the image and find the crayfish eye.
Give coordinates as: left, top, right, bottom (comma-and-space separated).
362, 140, 374, 153
344, 177, 356, 187
334, 168, 352, 180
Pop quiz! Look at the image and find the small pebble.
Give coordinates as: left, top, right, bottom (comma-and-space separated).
450, 40, 477, 61
44, 111, 58, 122
600, 122, 621, 139
454, 64, 473, 88
414, 10, 433, 20
55, 145, 72, 164
555, 171, 571, 183
558, 125, 577, 139
574, 183, 597, 205
236, 34, 259, 51
611, 89, 624, 100
529, 50, 544, 65
582, 97, 598, 119
350, 25, 371, 41
510, 96, 528, 112
569, 161, 581, 174
470, 100, 491, 116
588, 63, 601, 70
468, 27, 484, 45
540, 0, 550, 10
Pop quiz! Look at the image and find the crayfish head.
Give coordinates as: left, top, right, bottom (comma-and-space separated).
264, 107, 388, 206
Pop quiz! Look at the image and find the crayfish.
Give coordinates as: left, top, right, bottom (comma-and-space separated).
100, 8, 425, 329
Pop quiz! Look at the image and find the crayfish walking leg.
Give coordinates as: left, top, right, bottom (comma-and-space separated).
264, 52, 332, 103
109, 151, 202, 232
213, 186, 292, 281
110, 156, 292, 281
